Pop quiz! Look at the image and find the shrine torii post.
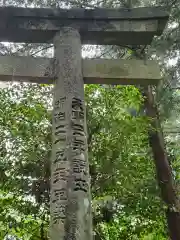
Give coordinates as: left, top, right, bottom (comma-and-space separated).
0, 6, 169, 240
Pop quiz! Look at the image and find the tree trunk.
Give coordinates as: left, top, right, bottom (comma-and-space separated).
50, 27, 92, 240
143, 86, 180, 240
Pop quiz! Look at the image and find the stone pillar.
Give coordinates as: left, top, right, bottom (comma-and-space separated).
50, 27, 92, 240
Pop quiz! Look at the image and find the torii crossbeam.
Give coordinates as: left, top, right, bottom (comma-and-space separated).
0, 56, 161, 85
0, 6, 169, 240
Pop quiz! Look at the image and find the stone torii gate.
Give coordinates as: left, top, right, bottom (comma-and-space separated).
0, 6, 169, 240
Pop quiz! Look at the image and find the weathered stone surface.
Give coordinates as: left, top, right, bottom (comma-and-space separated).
0, 6, 169, 44
0, 56, 161, 85
50, 27, 92, 240
0, 6, 168, 19
83, 59, 161, 85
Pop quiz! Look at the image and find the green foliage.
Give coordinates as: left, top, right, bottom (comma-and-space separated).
0, 0, 180, 239
0, 83, 166, 239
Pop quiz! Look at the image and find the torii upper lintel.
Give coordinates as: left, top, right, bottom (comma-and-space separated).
0, 6, 169, 45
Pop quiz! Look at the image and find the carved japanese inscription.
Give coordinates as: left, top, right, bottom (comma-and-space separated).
51, 95, 90, 233
54, 97, 66, 110
72, 97, 84, 120
52, 188, 67, 202
53, 149, 67, 164
51, 96, 69, 228
50, 28, 92, 240
71, 97, 89, 195
52, 203, 66, 224
54, 112, 66, 122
